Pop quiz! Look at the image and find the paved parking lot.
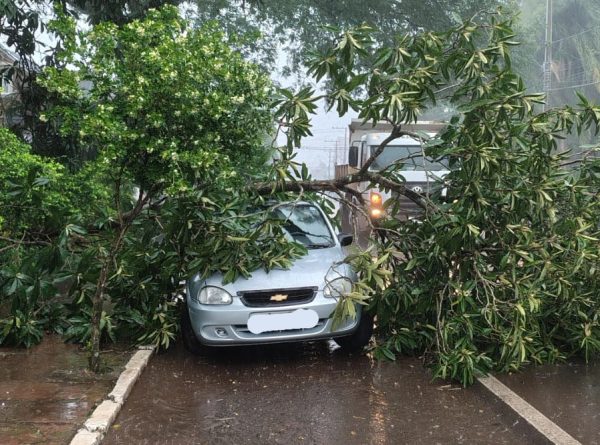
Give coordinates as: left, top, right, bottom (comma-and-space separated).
498, 361, 599, 445
104, 341, 558, 445
0, 336, 130, 445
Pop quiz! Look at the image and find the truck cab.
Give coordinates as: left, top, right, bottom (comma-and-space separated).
342, 131, 449, 227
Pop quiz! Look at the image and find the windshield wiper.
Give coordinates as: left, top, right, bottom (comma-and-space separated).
306, 243, 334, 249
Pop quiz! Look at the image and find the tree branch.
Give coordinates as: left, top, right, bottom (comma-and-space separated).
357, 124, 430, 176
357, 126, 403, 177
254, 169, 427, 210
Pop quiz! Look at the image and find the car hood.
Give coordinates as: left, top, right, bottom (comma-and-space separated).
190, 247, 352, 295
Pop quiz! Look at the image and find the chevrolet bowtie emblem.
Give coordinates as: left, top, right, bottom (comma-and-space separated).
270, 293, 288, 302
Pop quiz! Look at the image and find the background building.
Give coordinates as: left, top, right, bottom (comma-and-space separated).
0, 44, 21, 128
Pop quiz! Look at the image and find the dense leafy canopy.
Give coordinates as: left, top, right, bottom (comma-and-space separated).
273, 12, 600, 385
191, 0, 513, 76
0, 129, 70, 234
1, 3, 599, 385
1, 0, 515, 160
1, 7, 306, 369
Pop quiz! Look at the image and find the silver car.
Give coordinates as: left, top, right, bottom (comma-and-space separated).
181, 202, 373, 353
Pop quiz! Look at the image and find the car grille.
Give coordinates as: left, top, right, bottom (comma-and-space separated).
238, 287, 317, 307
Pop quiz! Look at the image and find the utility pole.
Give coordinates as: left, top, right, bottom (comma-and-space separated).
543, 0, 553, 111
334, 139, 338, 179
324, 138, 337, 180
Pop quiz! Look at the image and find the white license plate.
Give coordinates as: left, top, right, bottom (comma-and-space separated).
247, 309, 319, 335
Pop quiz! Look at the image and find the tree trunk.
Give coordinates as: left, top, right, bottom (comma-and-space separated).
86, 187, 155, 372
88, 260, 110, 372
88, 226, 128, 373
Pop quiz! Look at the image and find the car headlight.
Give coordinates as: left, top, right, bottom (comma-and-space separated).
324, 278, 352, 298
197, 286, 233, 305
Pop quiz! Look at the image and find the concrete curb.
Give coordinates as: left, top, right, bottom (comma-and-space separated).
70, 346, 156, 445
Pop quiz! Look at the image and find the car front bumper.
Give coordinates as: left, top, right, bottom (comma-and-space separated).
186, 291, 360, 346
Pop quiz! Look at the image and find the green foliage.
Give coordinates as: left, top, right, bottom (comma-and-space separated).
0, 129, 71, 234
0, 129, 77, 347
191, 0, 513, 76
372, 127, 600, 384
1, 6, 307, 359
36, 6, 287, 355
277, 12, 600, 385
40, 6, 275, 195
329, 248, 388, 331
0, 1, 181, 165
4, 2, 598, 386
0, 311, 44, 348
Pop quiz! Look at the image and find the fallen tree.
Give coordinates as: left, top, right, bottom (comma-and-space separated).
263, 12, 600, 384
1, 7, 305, 371
1, 7, 599, 385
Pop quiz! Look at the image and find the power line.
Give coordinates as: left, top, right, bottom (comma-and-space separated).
553, 46, 600, 65
551, 24, 600, 45
553, 70, 597, 88
558, 65, 592, 80
548, 79, 600, 92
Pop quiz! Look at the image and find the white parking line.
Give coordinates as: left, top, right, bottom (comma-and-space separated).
477, 375, 582, 445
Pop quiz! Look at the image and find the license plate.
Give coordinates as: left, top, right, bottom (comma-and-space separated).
247, 309, 319, 335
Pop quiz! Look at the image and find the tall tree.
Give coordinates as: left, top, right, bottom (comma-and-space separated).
191, 0, 514, 76
38, 6, 297, 371
1, 0, 515, 160
0, 0, 178, 165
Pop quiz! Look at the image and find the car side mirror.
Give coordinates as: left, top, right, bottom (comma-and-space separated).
337, 233, 353, 247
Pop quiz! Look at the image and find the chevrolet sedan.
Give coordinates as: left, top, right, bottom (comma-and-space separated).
181, 202, 373, 353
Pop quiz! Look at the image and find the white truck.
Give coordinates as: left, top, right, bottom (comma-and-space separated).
336, 122, 449, 233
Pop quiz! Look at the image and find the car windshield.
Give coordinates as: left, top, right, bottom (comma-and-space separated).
370, 145, 447, 171
272, 204, 335, 249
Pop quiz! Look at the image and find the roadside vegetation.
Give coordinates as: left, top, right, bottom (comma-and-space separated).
1, 4, 599, 384
1, 7, 307, 371
271, 13, 600, 384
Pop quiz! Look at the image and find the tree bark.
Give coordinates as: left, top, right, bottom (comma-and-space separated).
254, 170, 428, 210
88, 259, 110, 372
87, 188, 153, 372
88, 224, 128, 373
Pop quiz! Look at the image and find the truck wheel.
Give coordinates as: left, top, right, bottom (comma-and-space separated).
180, 303, 209, 355
335, 312, 374, 353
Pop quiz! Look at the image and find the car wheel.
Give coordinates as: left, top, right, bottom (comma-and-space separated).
180, 303, 209, 355
335, 311, 374, 353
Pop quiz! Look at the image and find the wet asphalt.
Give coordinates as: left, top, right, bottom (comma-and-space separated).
499, 360, 600, 445
103, 341, 549, 445
0, 336, 129, 445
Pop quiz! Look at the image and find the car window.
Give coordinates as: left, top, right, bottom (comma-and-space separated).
272, 204, 335, 249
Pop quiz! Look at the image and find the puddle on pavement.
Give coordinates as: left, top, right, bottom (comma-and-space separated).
105, 340, 547, 445
499, 359, 600, 445
0, 335, 132, 445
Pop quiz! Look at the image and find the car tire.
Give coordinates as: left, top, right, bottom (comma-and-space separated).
180, 303, 209, 355
335, 311, 374, 353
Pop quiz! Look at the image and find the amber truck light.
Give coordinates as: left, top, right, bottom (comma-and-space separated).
370, 192, 382, 205
370, 192, 383, 218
